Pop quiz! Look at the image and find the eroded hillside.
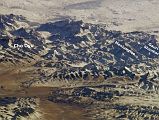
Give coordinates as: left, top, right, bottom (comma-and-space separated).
0, 14, 159, 120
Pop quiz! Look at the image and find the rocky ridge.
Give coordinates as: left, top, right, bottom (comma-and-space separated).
0, 97, 40, 120
0, 14, 159, 120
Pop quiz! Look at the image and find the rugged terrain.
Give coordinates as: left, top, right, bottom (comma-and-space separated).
0, 13, 159, 120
